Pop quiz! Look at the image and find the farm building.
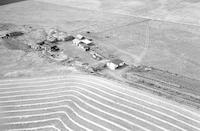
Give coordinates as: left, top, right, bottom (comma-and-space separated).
89, 51, 103, 60
72, 38, 82, 46
57, 32, 74, 41
81, 39, 92, 45
78, 43, 90, 51
47, 35, 57, 43
107, 59, 125, 70
76, 34, 93, 45
76, 34, 85, 40
50, 45, 60, 52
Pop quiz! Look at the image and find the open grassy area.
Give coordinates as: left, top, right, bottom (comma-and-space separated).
0, 0, 200, 110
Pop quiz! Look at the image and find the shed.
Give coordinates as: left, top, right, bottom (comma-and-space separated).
78, 43, 90, 51
107, 59, 125, 70
76, 34, 85, 40
81, 39, 92, 45
72, 39, 81, 46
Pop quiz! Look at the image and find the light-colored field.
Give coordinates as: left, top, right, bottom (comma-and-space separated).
1, 0, 200, 80
0, 74, 200, 131
36, 0, 200, 26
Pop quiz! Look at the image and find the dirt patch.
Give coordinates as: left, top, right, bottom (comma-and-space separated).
1, 39, 31, 51
122, 66, 200, 109
0, 24, 47, 52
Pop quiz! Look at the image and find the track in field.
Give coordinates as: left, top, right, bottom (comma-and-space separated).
0, 75, 200, 131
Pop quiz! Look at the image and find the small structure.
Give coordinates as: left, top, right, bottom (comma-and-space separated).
37, 41, 45, 46
48, 28, 74, 42
144, 66, 152, 71
90, 61, 107, 72
76, 34, 85, 40
78, 43, 90, 51
35, 45, 44, 51
48, 28, 59, 36
1, 31, 24, 39
107, 59, 125, 70
57, 32, 67, 41
81, 39, 92, 45
47, 35, 57, 43
45, 50, 68, 61
57, 32, 75, 41
89, 51, 103, 61
72, 39, 81, 46
50, 45, 60, 52
75, 34, 93, 45
64, 35, 75, 41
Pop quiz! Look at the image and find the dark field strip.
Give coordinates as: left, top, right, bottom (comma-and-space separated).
0, 75, 200, 131
0, 0, 26, 6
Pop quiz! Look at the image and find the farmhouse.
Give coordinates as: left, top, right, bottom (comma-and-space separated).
107, 59, 125, 70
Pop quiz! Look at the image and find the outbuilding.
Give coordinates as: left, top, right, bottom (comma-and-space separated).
107, 59, 125, 70
76, 34, 85, 40
89, 51, 103, 60
78, 43, 90, 51
81, 39, 93, 45
72, 39, 81, 46
50, 45, 60, 52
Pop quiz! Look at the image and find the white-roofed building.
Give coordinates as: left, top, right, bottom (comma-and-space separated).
107, 59, 125, 70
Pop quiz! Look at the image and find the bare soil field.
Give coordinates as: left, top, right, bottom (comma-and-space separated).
0, 74, 200, 131
0, 0, 26, 6
0, 0, 200, 106
37, 0, 200, 26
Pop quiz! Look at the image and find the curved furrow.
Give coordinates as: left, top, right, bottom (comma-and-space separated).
72, 77, 200, 124
0, 92, 145, 131
76, 79, 200, 131
0, 119, 70, 131
1, 100, 112, 131
0, 88, 164, 131
0, 92, 132, 130
1, 101, 93, 131
0, 76, 69, 84
1, 74, 199, 125
1, 111, 95, 131
0, 97, 143, 131
73, 81, 200, 130
0, 79, 199, 131
2, 109, 85, 131
79, 75, 200, 119
0, 84, 198, 131
0, 74, 199, 120
8, 126, 59, 131
0, 78, 199, 128
0, 100, 113, 131
0, 75, 200, 131
0, 84, 182, 131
